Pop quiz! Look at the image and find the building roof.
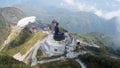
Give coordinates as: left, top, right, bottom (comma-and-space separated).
17, 16, 36, 28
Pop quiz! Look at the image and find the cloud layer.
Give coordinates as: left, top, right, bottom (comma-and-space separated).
61, 0, 120, 19
61, 0, 103, 16
0, 0, 120, 20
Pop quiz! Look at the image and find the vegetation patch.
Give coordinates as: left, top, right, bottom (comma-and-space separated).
74, 33, 96, 42
37, 49, 64, 61
36, 49, 45, 60
79, 54, 120, 68
34, 59, 81, 68
9, 28, 31, 48
0, 54, 30, 68
0, 20, 10, 45
6, 30, 47, 56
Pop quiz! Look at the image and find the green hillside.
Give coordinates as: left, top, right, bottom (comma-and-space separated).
0, 17, 10, 45
35, 59, 81, 68
73, 33, 120, 68
0, 54, 30, 68
0, 7, 25, 45
86, 32, 115, 47
85, 32, 120, 57
79, 54, 120, 68
1, 28, 47, 56
0, 6, 120, 68
0, 26, 120, 68
0, 7, 25, 24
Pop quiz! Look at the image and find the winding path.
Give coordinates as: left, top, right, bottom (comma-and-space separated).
75, 59, 86, 68
31, 39, 46, 66
38, 56, 65, 64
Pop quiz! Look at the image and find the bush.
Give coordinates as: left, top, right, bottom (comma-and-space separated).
79, 54, 120, 68
0, 54, 30, 68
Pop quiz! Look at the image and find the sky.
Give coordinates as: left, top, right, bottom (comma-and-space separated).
0, 0, 120, 19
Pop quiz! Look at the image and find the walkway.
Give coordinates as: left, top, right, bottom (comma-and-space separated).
38, 56, 65, 64
75, 59, 86, 68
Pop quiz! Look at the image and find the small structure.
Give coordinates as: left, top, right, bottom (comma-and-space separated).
17, 16, 50, 33
26, 23, 40, 33
36, 20, 49, 31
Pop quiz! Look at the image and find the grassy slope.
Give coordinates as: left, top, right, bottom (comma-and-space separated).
79, 54, 120, 68
74, 33, 120, 68
74, 33, 120, 57
37, 49, 64, 61
0, 20, 5, 28
0, 20, 10, 45
74, 33, 96, 42
0, 7, 25, 45
8, 31, 47, 56
0, 54, 30, 68
33, 59, 81, 68
1, 28, 47, 56
85, 32, 120, 57
86, 32, 115, 47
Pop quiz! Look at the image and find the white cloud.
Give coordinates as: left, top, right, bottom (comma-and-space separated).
104, 10, 120, 19
61, 0, 120, 20
116, 16, 120, 32
116, 0, 120, 2
61, 0, 120, 33
61, 0, 103, 16
64, 0, 74, 5
94, 10, 103, 16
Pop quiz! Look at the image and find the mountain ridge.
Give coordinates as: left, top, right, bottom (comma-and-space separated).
15, 6, 118, 37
